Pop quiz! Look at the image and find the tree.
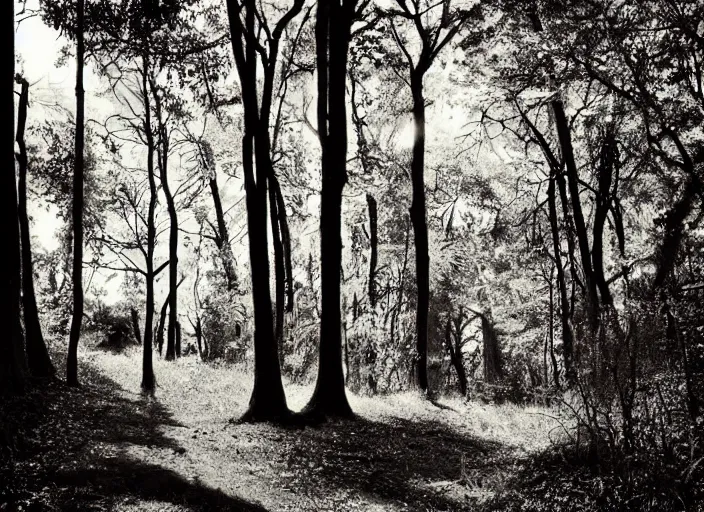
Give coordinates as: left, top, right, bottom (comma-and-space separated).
15, 76, 55, 378
1, 0, 28, 395
385, 0, 476, 394
225, 0, 307, 421
150, 78, 181, 361
66, 0, 86, 387
302, 0, 368, 419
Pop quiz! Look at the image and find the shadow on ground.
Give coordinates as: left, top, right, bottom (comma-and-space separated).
244, 412, 514, 511
0, 356, 268, 512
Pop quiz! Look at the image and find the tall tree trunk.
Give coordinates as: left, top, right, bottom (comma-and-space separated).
162, 162, 178, 361
66, 0, 86, 387
593, 135, 616, 306
548, 269, 560, 388
225, 0, 289, 421
152, 82, 179, 361
271, 175, 294, 312
16, 76, 54, 378
208, 174, 238, 291
530, 9, 597, 325
410, 71, 430, 394
269, 176, 286, 365
1, 2, 28, 394
141, 56, 157, 394
367, 193, 378, 308
547, 172, 574, 382
303, 0, 353, 418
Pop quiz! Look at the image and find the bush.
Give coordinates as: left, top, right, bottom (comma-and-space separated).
86, 301, 138, 352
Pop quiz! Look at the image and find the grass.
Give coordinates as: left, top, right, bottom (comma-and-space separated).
2, 344, 569, 511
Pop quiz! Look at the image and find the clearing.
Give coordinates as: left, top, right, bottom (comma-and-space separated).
1, 348, 566, 511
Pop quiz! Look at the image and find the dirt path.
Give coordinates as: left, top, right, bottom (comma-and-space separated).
1, 351, 559, 511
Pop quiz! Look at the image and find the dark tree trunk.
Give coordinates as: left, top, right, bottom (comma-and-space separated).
141, 56, 157, 395
547, 172, 574, 383
530, 9, 596, 325
592, 135, 616, 306
271, 175, 294, 312
552, 100, 599, 328
158, 276, 185, 356
1, 2, 28, 394
130, 307, 142, 345
157, 295, 168, 356
445, 318, 467, 396
653, 176, 701, 289
476, 311, 503, 384
152, 82, 179, 361
548, 270, 560, 388
175, 320, 181, 357
67, 0, 86, 387
16, 76, 54, 378
367, 193, 378, 308
209, 175, 238, 291
225, 0, 290, 421
410, 71, 430, 394
268, 174, 286, 365
303, 0, 354, 418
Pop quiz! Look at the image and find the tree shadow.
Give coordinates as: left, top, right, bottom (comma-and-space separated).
277, 414, 513, 511
1, 358, 268, 512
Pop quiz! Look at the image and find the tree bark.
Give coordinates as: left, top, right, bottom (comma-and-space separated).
445, 318, 468, 396
547, 172, 574, 382
592, 135, 616, 306
474, 310, 502, 384
271, 175, 294, 312
175, 320, 181, 357
268, 174, 286, 365
367, 193, 378, 308
208, 174, 238, 291
530, 9, 597, 326
548, 269, 560, 387
152, 81, 179, 361
157, 295, 168, 356
225, 0, 290, 421
67, 0, 86, 387
303, 0, 354, 418
1, 1, 28, 394
410, 71, 430, 394
16, 76, 55, 378
140, 56, 157, 394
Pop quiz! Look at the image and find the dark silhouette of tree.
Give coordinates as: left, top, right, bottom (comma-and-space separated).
1, 0, 28, 395
150, 78, 180, 361
15, 75, 55, 379
66, 0, 86, 387
225, 0, 306, 421
302, 0, 369, 420
386, 0, 475, 394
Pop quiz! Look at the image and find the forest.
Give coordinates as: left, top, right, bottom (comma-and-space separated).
2, 0, 704, 510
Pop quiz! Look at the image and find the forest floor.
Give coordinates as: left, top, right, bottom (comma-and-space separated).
1, 347, 571, 511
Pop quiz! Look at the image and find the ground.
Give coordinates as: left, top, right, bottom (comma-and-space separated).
1, 348, 566, 511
